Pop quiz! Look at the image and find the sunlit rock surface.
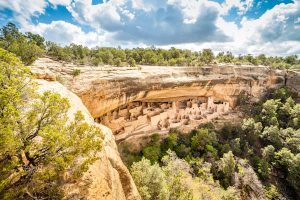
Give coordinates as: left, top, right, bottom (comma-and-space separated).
36, 79, 141, 200
31, 58, 293, 142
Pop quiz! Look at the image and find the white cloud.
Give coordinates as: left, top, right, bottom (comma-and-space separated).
67, 0, 230, 45
213, 0, 300, 56
67, 0, 125, 31
221, 0, 254, 15
49, 0, 72, 7
0, 0, 47, 24
164, 0, 300, 56
1, 0, 300, 55
24, 20, 110, 47
239, 1, 300, 44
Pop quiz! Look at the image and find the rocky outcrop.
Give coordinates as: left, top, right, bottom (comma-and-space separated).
31, 58, 290, 142
36, 79, 141, 200
286, 70, 300, 97
31, 58, 287, 119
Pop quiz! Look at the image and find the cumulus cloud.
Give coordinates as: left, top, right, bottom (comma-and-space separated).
67, 0, 230, 45
221, 0, 254, 15
49, 0, 72, 7
0, 0, 47, 24
240, 1, 300, 43
24, 20, 110, 46
1, 0, 300, 55
232, 0, 300, 55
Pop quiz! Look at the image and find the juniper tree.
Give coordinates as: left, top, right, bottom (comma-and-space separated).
0, 48, 103, 199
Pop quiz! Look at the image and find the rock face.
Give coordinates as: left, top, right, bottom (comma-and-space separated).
30, 58, 286, 117
31, 58, 291, 142
36, 79, 141, 200
286, 69, 300, 97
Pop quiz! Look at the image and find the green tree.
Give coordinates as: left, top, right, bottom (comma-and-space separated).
242, 118, 263, 145
128, 57, 136, 67
219, 151, 236, 187
200, 49, 214, 64
113, 57, 122, 66
161, 132, 177, 152
0, 23, 44, 65
191, 128, 217, 155
0, 48, 103, 199
262, 145, 275, 162
142, 145, 161, 163
25, 32, 45, 49
161, 151, 193, 200
265, 184, 282, 200
261, 99, 280, 126
131, 158, 169, 200
275, 148, 300, 193
291, 104, 300, 129
261, 126, 282, 149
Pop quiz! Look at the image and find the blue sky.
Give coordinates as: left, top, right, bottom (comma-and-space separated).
0, 0, 299, 55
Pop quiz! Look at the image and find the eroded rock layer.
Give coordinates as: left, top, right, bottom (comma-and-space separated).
31, 58, 291, 137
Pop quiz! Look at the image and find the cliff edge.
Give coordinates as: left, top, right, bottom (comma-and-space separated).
36, 79, 141, 200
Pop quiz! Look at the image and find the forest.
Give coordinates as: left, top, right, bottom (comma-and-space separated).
1, 23, 299, 69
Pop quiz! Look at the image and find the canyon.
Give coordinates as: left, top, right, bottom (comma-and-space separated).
30, 58, 300, 199
31, 57, 300, 142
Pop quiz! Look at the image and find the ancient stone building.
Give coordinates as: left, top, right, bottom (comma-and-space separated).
96, 96, 230, 141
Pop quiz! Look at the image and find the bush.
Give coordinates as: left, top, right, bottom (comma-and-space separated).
71, 69, 81, 77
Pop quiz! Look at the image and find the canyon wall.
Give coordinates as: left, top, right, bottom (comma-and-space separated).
31, 58, 289, 119
36, 79, 141, 200
31, 58, 294, 142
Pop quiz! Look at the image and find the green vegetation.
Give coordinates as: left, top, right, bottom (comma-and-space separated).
71, 68, 81, 77
45, 43, 300, 69
0, 48, 103, 199
121, 87, 300, 199
1, 23, 299, 69
0, 23, 44, 65
131, 151, 239, 200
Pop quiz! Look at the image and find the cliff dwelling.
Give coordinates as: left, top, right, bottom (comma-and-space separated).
95, 96, 230, 141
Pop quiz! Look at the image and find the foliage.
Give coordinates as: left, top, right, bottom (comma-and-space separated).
199, 49, 214, 64
218, 151, 236, 187
141, 134, 161, 163
0, 48, 103, 199
71, 68, 81, 77
1, 23, 299, 69
191, 128, 217, 157
0, 23, 44, 65
265, 184, 282, 200
131, 151, 239, 200
131, 158, 169, 200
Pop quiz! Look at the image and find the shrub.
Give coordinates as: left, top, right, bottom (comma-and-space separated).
71, 69, 81, 77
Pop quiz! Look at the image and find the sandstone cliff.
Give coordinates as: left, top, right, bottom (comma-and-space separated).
286, 69, 300, 97
36, 79, 141, 200
31, 58, 292, 119
31, 58, 295, 142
